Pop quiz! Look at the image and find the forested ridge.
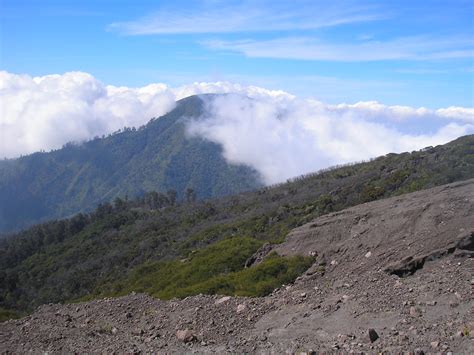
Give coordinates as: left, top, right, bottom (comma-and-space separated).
0, 134, 473, 321
0, 95, 262, 234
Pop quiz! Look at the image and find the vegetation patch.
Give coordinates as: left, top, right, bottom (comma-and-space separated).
96, 238, 313, 300
0, 307, 20, 322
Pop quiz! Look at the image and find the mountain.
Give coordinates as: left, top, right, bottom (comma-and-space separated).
0, 95, 262, 233
1, 179, 473, 353
1, 135, 472, 317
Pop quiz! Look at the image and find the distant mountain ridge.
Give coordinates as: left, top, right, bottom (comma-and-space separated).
0, 95, 263, 233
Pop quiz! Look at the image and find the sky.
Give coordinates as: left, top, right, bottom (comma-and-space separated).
0, 0, 473, 182
1, 0, 473, 107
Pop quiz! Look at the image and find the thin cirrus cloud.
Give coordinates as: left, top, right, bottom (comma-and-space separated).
1, 71, 472, 184
204, 36, 474, 61
107, 1, 380, 35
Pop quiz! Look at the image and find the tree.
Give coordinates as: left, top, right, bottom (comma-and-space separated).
185, 188, 197, 203
167, 189, 177, 206
114, 197, 127, 211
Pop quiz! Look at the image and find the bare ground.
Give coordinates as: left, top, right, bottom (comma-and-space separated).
1, 179, 473, 353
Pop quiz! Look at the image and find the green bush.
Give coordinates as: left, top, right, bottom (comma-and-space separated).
99, 239, 313, 300
183, 251, 314, 297
0, 307, 20, 322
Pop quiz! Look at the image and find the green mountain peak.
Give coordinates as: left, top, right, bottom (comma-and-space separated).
0, 94, 263, 233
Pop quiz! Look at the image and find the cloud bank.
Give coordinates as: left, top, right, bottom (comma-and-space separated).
187, 95, 473, 184
0, 71, 284, 159
1, 71, 473, 184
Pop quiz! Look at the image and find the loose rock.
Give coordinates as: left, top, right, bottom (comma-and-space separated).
176, 329, 196, 343
367, 328, 379, 343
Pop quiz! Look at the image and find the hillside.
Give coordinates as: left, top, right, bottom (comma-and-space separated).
1, 179, 473, 353
0, 94, 262, 233
0, 135, 473, 317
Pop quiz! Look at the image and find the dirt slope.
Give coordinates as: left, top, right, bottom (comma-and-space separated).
1, 179, 473, 353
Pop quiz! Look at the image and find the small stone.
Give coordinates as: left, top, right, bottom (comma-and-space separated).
300, 292, 307, 298
215, 296, 231, 305
330, 260, 338, 266
426, 300, 437, 306
409, 306, 419, 317
176, 329, 196, 343
111, 327, 118, 335
132, 328, 144, 336
365, 251, 372, 258
367, 328, 379, 343
430, 341, 440, 348
398, 334, 409, 342
236, 304, 247, 314
455, 331, 464, 338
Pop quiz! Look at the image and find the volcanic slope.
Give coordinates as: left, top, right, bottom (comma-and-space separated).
1, 179, 472, 353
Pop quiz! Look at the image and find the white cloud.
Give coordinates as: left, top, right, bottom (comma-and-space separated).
0, 71, 176, 158
108, 1, 379, 35
0, 71, 291, 158
186, 94, 474, 184
1, 71, 472, 186
436, 106, 474, 123
204, 36, 474, 61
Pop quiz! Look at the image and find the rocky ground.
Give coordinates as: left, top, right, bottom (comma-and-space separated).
1, 179, 473, 353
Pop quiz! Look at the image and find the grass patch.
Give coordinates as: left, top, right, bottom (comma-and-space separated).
97, 237, 313, 300
0, 307, 20, 322
175, 251, 314, 297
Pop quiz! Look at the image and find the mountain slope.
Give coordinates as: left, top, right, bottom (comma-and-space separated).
1, 135, 472, 314
1, 179, 473, 353
0, 95, 262, 233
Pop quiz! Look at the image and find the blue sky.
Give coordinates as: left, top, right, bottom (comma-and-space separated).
1, 0, 473, 108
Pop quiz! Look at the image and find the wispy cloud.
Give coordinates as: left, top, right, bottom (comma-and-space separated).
108, 1, 380, 35
204, 36, 474, 61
